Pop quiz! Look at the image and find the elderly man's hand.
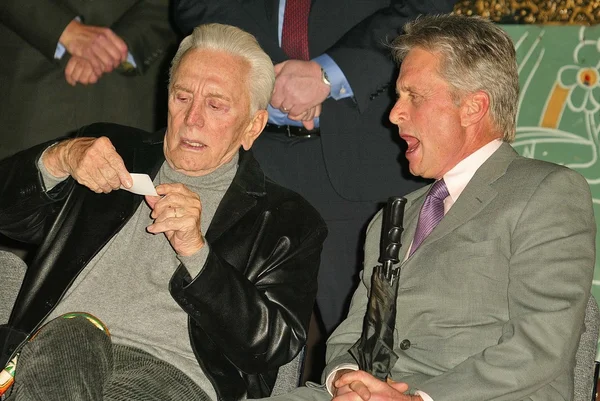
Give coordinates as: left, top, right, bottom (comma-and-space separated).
59, 20, 128, 75
43, 137, 133, 193
145, 184, 205, 256
270, 60, 330, 118
333, 370, 419, 401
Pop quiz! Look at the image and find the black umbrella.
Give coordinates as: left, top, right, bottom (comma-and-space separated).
349, 196, 406, 380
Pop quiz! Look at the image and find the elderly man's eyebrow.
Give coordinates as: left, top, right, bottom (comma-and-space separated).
205, 92, 232, 102
172, 84, 193, 93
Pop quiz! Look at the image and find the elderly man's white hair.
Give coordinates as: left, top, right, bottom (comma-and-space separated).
169, 23, 275, 114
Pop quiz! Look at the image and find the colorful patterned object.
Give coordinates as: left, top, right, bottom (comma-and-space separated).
0, 312, 109, 399
0, 356, 17, 396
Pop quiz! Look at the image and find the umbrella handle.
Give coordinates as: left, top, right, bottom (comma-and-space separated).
379, 197, 406, 281
379, 197, 407, 265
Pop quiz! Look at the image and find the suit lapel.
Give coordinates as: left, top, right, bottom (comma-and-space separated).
398, 188, 427, 263
405, 143, 518, 258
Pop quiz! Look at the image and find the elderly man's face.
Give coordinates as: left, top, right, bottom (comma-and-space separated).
389, 48, 471, 180
164, 48, 263, 176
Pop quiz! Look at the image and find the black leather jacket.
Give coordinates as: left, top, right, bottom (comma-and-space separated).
0, 123, 327, 400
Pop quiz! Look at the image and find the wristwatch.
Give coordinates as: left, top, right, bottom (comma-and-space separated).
321, 67, 331, 86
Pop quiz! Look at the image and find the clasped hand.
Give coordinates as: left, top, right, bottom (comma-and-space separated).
270, 60, 330, 130
333, 370, 421, 401
59, 20, 129, 86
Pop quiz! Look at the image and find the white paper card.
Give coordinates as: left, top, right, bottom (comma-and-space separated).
120, 173, 158, 196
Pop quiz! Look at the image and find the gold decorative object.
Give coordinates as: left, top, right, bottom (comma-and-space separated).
453, 0, 600, 25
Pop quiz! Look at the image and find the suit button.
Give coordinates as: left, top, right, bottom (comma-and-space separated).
400, 339, 411, 350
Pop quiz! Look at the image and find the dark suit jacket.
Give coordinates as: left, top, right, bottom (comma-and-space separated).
173, 0, 456, 201
0, 123, 328, 400
0, 0, 176, 159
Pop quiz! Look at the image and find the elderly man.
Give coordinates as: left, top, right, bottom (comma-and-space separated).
262, 14, 596, 401
0, 23, 326, 401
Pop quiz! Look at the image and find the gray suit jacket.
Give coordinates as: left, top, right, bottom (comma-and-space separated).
324, 143, 596, 400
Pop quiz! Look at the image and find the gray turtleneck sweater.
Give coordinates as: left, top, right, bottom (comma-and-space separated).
43, 154, 239, 399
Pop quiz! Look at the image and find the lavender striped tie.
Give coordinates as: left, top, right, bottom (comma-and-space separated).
409, 179, 449, 256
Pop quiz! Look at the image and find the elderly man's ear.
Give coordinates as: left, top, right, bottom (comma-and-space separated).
241, 109, 269, 150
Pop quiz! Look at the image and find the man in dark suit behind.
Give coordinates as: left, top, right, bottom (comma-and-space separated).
0, 0, 176, 160
173, 0, 456, 335
0, 0, 177, 259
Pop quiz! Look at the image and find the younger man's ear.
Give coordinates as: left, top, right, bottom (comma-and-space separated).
241, 109, 268, 150
460, 90, 489, 127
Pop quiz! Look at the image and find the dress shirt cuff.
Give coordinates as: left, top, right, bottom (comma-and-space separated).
118, 52, 138, 72
266, 105, 320, 128
37, 144, 69, 192
55, 17, 81, 60
126, 52, 136, 67
177, 240, 210, 278
312, 54, 354, 100
325, 363, 359, 395
54, 43, 66, 60
415, 390, 434, 401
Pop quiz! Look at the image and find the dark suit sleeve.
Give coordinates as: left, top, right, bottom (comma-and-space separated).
110, 0, 177, 75
0, 0, 76, 61
324, 0, 456, 113
170, 201, 327, 372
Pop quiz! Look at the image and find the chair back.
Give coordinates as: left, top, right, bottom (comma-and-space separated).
574, 295, 600, 401
0, 251, 26, 325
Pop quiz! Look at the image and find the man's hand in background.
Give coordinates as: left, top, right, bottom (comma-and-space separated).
59, 20, 128, 76
271, 60, 330, 119
64, 55, 102, 86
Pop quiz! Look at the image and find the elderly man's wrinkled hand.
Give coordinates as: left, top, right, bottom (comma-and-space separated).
145, 184, 205, 256
43, 136, 132, 193
270, 60, 330, 117
333, 370, 417, 401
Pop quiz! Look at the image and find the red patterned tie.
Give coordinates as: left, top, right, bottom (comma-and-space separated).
281, 0, 311, 60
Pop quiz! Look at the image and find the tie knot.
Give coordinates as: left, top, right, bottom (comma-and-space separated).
429, 179, 449, 201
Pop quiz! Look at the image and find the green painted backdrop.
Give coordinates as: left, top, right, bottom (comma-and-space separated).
502, 24, 600, 351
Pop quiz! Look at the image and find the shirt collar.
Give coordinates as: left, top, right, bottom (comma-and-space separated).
443, 139, 503, 206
